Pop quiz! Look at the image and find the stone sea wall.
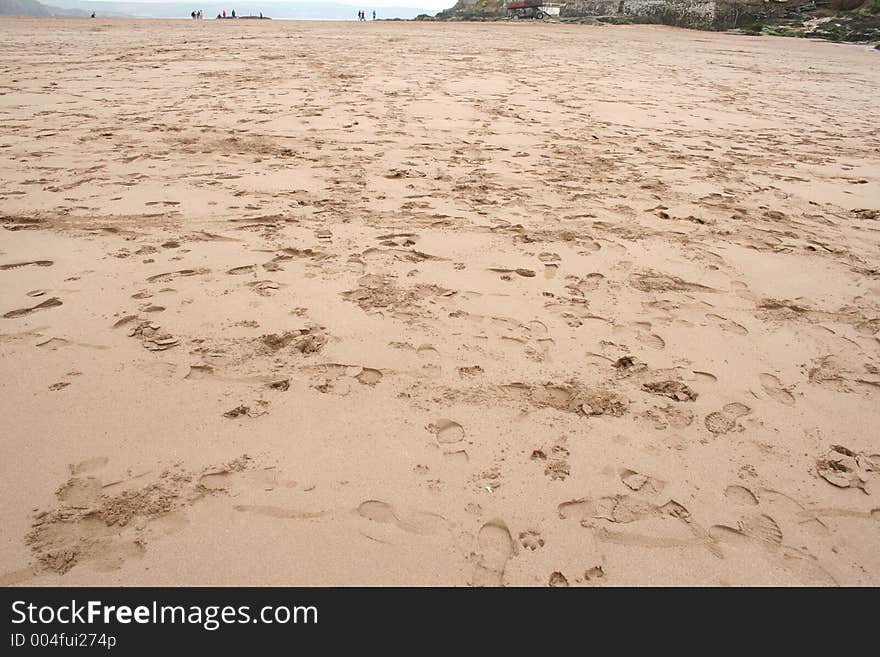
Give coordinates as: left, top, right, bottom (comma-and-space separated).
560, 0, 715, 28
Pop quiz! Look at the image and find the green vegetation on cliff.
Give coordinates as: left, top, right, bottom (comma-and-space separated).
435, 0, 504, 21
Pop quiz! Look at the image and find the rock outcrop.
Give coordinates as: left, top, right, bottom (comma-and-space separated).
434, 0, 880, 37
434, 0, 784, 27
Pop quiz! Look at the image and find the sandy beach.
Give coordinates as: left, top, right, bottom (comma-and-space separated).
0, 18, 878, 586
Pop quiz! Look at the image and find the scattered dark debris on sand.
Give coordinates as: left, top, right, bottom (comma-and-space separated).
127, 320, 180, 351
27, 456, 251, 575
261, 326, 327, 355
643, 380, 698, 402
816, 445, 877, 493
504, 382, 628, 417
629, 270, 714, 293
223, 402, 268, 419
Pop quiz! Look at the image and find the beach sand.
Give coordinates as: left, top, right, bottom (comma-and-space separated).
0, 18, 878, 586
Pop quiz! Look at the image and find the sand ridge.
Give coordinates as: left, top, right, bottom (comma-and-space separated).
0, 18, 878, 586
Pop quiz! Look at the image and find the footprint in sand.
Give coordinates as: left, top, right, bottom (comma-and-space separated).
711, 517, 836, 585
472, 519, 515, 587
355, 367, 382, 385
357, 501, 399, 525
759, 373, 795, 406
710, 513, 783, 548
518, 530, 544, 551
620, 469, 665, 495
146, 269, 206, 283
429, 419, 465, 444
444, 449, 469, 464
557, 497, 597, 521
356, 500, 446, 535
704, 412, 735, 434
724, 402, 751, 417
566, 273, 604, 296
692, 370, 718, 383
227, 265, 257, 275
526, 320, 548, 336
706, 313, 748, 336
705, 402, 751, 435
637, 332, 666, 350
416, 344, 441, 373
4, 297, 62, 319
724, 485, 759, 506
0, 260, 53, 270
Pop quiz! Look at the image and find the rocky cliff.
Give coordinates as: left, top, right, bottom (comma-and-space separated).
434, 0, 770, 27
434, 0, 880, 37
0, 0, 52, 15
0, 0, 101, 16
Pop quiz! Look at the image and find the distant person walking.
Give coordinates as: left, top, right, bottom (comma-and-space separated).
372, 10, 376, 19
222, 9, 226, 17
231, 9, 236, 17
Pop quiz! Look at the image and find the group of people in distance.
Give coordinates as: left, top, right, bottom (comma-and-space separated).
190, 10, 203, 19
213, 9, 257, 18
357, 10, 376, 20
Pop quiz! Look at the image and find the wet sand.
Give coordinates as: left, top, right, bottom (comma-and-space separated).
0, 18, 879, 586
